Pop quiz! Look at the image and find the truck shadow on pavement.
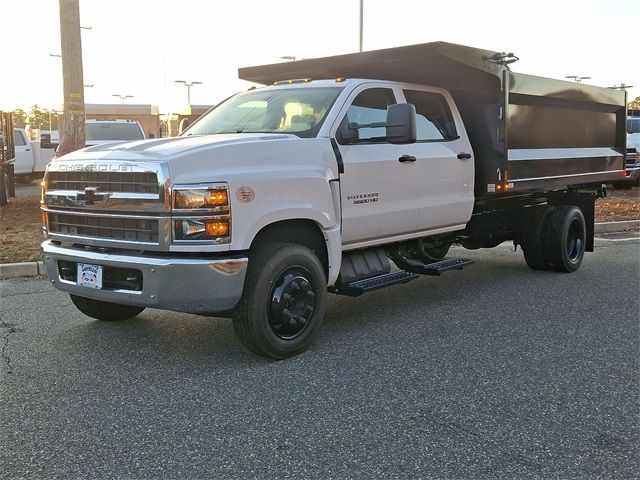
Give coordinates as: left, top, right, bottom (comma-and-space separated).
60, 253, 571, 368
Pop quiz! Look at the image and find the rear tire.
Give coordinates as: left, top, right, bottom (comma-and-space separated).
545, 206, 586, 273
521, 207, 552, 271
233, 243, 327, 359
70, 294, 145, 321
418, 241, 451, 263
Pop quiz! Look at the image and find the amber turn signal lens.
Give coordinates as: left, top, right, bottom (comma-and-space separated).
205, 189, 228, 206
205, 220, 229, 237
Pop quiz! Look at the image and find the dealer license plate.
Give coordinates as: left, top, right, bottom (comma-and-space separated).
77, 263, 103, 289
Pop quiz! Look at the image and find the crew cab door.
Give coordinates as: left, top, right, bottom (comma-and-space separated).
397, 88, 475, 231
12, 129, 35, 175
333, 85, 419, 246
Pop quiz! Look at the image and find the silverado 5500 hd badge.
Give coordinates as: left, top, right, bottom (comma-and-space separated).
346, 192, 379, 205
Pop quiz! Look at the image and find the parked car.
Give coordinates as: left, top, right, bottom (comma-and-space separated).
613, 115, 640, 188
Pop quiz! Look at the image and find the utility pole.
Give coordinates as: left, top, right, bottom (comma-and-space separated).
359, 0, 363, 52
57, 0, 85, 156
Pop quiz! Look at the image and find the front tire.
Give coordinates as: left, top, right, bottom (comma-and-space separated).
70, 294, 145, 321
233, 243, 327, 359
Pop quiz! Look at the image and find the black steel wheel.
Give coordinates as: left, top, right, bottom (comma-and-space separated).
269, 267, 317, 340
233, 243, 327, 359
70, 294, 145, 321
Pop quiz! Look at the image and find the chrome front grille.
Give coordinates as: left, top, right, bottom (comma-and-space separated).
48, 212, 160, 244
48, 171, 159, 193
44, 160, 169, 250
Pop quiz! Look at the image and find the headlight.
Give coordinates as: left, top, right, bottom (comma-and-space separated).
172, 184, 231, 243
173, 186, 228, 209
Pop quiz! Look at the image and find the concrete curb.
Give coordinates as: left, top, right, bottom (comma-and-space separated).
593, 220, 640, 234
0, 261, 46, 280
1, 220, 639, 280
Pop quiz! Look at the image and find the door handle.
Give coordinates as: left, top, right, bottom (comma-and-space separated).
399, 155, 416, 163
25, 148, 31, 151
457, 152, 472, 160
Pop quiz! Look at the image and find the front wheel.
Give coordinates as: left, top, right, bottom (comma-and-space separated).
70, 295, 145, 321
233, 243, 327, 359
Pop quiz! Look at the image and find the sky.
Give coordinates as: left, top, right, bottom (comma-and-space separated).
1, 0, 638, 114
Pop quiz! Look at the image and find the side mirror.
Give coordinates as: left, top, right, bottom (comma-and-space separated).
386, 103, 416, 144
337, 115, 359, 145
40, 134, 59, 150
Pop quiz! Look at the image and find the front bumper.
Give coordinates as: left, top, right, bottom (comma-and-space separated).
42, 241, 248, 314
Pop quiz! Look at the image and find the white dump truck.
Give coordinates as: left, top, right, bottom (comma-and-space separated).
41, 42, 627, 358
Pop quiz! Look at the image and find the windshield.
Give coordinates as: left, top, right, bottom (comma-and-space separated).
86, 123, 144, 141
628, 118, 640, 134
184, 87, 343, 138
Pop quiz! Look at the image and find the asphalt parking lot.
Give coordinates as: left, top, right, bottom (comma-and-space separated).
1, 240, 638, 479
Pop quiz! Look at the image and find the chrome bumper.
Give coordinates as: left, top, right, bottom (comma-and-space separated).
42, 241, 248, 314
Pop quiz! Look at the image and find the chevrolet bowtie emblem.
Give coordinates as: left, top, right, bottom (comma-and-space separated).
77, 187, 110, 206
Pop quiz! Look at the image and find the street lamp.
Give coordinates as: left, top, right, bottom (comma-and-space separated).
565, 75, 591, 83
112, 94, 134, 104
174, 80, 203, 106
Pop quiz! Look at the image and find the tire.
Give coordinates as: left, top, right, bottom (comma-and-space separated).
521, 207, 552, 271
545, 205, 586, 273
418, 241, 450, 263
70, 294, 145, 321
233, 243, 327, 359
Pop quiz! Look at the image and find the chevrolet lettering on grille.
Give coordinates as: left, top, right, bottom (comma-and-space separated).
57, 163, 133, 172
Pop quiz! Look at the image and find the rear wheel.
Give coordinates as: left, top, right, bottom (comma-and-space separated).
545, 206, 586, 273
233, 243, 327, 359
70, 294, 145, 321
418, 241, 451, 263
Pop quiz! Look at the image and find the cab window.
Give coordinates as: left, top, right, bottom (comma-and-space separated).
345, 88, 396, 142
13, 130, 27, 146
403, 90, 458, 141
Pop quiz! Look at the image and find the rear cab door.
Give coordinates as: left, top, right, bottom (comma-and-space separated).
396, 86, 475, 232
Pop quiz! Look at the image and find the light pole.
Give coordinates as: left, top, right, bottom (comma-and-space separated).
565, 75, 591, 83
112, 94, 133, 104
175, 80, 202, 106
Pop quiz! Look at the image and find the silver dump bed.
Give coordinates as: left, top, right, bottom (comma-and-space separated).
239, 42, 627, 197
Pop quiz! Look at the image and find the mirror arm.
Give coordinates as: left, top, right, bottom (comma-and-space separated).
348, 121, 387, 130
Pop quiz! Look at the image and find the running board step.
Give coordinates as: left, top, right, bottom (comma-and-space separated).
406, 257, 474, 276
332, 271, 419, 297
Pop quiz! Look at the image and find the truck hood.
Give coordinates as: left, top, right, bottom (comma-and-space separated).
57, 133, 297, 163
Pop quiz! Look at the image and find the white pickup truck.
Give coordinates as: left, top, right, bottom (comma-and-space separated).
13, 128, 56, 183
41, 42, 627, 358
